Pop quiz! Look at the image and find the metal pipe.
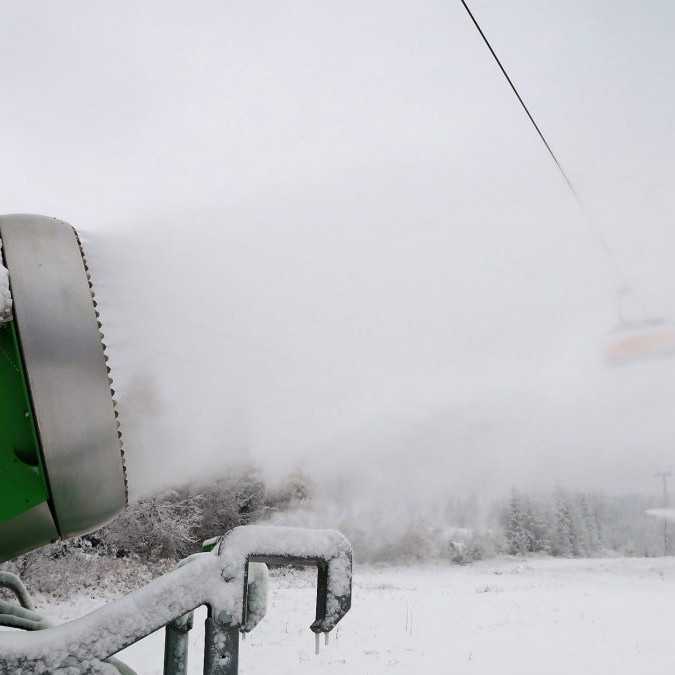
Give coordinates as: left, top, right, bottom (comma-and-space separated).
163, 612, 194, 675
203, 609, 239, 675
0, 572, 34, 609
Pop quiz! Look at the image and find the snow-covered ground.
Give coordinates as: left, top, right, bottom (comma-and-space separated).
43, 557, 675, 674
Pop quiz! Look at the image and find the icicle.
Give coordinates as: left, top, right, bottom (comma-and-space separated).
315, 632, 320, 655
242, 631, 247, 641
324, 632, 329, 647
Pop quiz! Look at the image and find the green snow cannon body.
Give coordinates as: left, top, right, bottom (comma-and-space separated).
0, 214, 127, 562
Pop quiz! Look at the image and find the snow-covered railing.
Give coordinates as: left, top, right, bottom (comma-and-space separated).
0, 526, 352, 675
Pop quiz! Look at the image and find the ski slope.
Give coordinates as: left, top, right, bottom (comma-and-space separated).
44, 557, 675, 674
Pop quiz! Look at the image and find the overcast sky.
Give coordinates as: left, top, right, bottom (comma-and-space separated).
2, 1, 675, 500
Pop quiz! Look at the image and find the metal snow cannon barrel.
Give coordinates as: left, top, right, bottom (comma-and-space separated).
0, 214, 127, 562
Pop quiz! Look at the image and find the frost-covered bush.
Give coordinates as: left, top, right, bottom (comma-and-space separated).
98, 489, 204, 560
451, 532, 501, 563
96, 465, 267, 561
2, 541, 171, 600
192, 465, 267, 545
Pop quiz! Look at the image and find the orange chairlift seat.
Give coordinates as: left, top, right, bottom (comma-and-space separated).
605, 288, 675, 366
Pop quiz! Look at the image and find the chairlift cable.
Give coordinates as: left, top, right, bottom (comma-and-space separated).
458, 0, 628, 290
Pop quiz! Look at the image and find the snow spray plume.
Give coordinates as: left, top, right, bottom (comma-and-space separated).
3, 2, 675, 508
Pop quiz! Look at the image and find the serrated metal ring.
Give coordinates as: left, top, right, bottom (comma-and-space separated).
0, 215, 127, 538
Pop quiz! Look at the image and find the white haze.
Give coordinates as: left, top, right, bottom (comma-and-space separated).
2, 1, 675, 508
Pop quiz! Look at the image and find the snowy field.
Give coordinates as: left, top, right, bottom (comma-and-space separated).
44, 557, 675, 674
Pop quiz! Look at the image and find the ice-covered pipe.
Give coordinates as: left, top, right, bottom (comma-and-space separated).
0, 526, 352, 673
215, 525, 352, 633
163, 561, 269, 675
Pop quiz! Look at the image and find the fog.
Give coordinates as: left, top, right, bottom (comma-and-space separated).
2, 1, 675, 504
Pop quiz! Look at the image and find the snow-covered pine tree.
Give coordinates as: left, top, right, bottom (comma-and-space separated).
552, 489, 576, 557
526, 497, 552, 553
578, 493, 600, 555
503, 489, 530, 555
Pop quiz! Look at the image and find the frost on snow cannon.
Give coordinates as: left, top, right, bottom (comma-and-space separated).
0, 214, 127, 563
0, 214, 352, 675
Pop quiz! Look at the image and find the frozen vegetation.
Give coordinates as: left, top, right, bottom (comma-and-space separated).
5, 468, 668, 598
2, 467, 670, 671
38, 557, 675, 675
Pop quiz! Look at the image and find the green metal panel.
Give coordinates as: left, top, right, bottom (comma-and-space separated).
0, 320, 50, 521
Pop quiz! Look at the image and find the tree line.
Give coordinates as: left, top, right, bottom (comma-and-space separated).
500, 488, 665, 558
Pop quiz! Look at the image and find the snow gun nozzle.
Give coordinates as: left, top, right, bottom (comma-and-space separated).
216, 526, 352, 634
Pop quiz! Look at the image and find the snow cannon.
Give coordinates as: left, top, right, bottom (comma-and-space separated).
0, 214, 127, 563
0, 213, 352, 674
